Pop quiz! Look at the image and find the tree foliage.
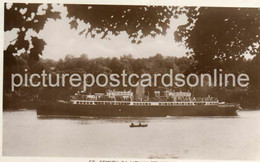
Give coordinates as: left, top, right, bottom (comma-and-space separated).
4, 3, 61, 62
4, 3, 61, 105
65, 5, 180, 44
175, 7, 260, 71
4, 4, 260, 109
5, 4, 259, 68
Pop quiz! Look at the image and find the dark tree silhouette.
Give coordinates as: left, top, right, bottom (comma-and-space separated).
174, 7, 260, 71
4, 3, 61, 61
4, 3, 61, 95
6, 4, 259, 67
65, 5, 179, 44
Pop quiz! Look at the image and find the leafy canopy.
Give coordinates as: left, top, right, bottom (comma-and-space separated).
5, 4, 259, 69
5, 3, 61, 61
174, 7, 260, 71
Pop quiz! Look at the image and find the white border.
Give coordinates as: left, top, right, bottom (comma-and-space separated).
1, 0, 260, 162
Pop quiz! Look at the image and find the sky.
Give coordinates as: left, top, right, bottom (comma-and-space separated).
4, 4, 189, 61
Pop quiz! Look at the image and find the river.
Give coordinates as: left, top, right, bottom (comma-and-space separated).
3, 110, 260, 160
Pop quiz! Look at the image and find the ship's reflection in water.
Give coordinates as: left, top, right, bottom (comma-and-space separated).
3, 110, 260, 160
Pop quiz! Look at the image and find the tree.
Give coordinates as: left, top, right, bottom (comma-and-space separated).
174, 7, 260, 72
6, 4, 259, 70
65, 5, 178, 44
4, 3, 61, 93
4, 3, 61, 61
173, 7, 260, 108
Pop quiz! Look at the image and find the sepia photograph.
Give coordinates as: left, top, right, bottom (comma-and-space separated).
2, 1, 260, 161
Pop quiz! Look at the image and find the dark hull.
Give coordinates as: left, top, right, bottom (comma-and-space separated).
37, 102, 239, 117
130, 124, 148, 128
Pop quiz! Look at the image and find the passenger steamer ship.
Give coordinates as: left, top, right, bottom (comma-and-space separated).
37, 89, 241, 117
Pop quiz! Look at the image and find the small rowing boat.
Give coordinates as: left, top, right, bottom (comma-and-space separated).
129, 122, 148, 128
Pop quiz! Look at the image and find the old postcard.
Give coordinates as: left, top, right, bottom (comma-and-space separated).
1, 0, 260, 162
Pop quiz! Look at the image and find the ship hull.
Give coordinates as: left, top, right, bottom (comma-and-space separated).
36, 102, 239, 117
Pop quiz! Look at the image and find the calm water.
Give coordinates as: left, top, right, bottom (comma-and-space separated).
3, 110, 260, 160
